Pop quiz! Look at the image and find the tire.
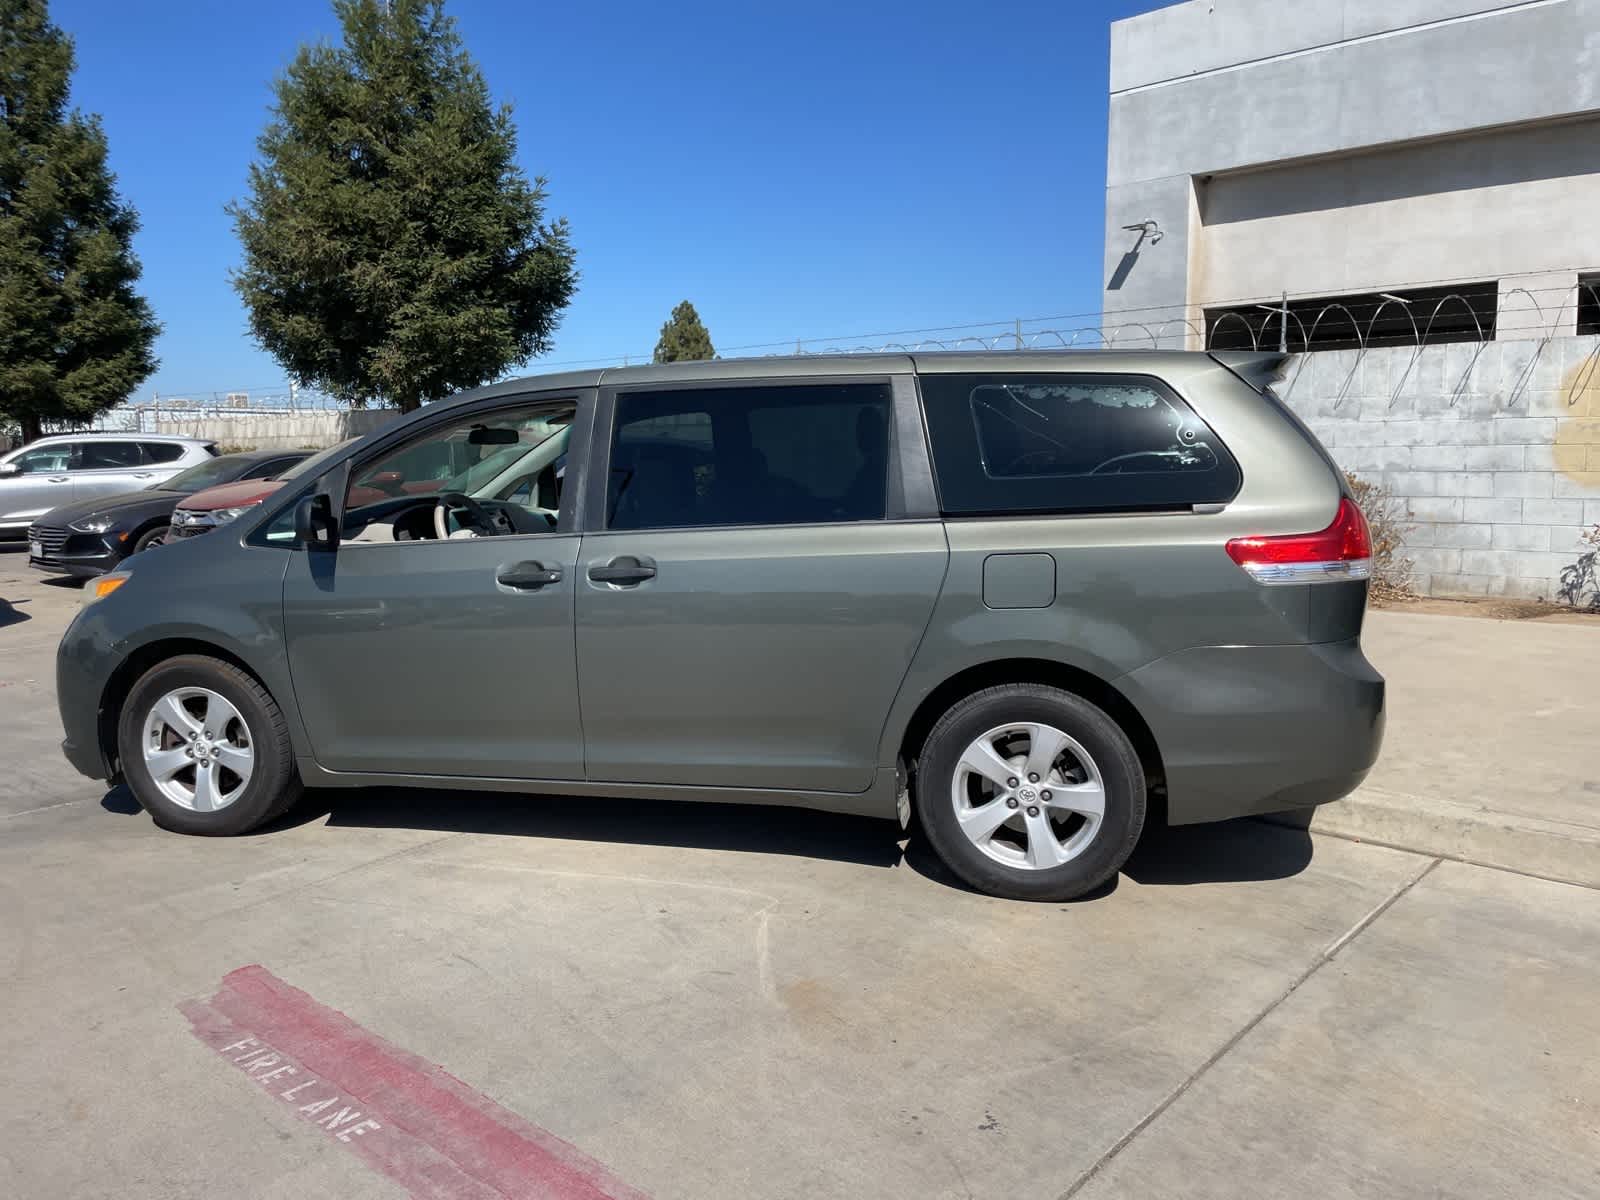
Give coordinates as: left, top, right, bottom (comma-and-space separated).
916, 684, 1145, 901
117, 654, 301, 835
131, 525, 171, 554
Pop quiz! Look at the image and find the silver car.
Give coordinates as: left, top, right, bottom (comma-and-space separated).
0, 434, 218, 540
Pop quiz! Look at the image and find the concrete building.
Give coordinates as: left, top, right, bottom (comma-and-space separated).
1101, 1, 1600, 603
1102, 0, 1600, 349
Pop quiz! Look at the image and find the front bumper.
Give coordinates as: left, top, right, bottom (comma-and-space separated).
1119, 638, 1385, 826
27, 524, 122, 577
56, 608, 121, 781
31, 555, 114, 578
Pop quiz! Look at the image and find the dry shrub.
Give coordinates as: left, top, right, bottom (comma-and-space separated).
1345, 471, 1415, 603
1557, 523, 1600, 610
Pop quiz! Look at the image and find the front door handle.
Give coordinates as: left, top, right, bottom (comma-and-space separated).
47, 476, 69, 483
496, 561, 563, 590
588, 556, 656, 585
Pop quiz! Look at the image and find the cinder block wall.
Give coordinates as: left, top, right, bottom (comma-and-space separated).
155, 408, 402, 450
1278, 337, 1600, 599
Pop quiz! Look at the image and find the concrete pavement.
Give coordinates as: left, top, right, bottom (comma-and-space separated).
2, 546, 1597, 1199
1270, 608, 1600, 887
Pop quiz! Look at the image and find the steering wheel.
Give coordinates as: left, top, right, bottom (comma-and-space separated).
433, 492, 498, 539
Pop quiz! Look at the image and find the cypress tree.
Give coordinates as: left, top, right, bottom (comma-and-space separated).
0, 0, 159, 440
653, 300, 715, 363
231, 0, 577, 412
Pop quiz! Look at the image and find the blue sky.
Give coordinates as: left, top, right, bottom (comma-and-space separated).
54, 0, 1159, 400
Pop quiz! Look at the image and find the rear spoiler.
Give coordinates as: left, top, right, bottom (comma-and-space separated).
1210, 350, 1346, 487
1208, 351, 1289, 394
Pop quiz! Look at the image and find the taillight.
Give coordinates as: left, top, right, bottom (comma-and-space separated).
1225, 498, 1372, 586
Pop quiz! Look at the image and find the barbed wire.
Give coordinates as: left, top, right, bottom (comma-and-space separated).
80, 272, 1600, 431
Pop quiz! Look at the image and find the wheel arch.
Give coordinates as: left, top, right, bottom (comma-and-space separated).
895, 658, 1166, 806
98, 638, 277, 779
127, 515, 173, 544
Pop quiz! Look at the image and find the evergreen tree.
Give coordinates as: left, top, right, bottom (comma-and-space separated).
231, 0, 577, 412
0, 0, 159, 441
653, 300, 715, 363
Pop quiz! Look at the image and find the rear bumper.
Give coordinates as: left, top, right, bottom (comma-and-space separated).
1119, 638, 1385, 826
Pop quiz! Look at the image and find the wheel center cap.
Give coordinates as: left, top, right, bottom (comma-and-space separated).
1018, 786, 1037, 803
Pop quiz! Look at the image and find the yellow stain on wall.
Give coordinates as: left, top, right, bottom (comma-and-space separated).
1556, 354, 1600, 486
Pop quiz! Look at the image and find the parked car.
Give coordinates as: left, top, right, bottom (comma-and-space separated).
26, 450, 311, 577
168, 442, 355, 539
0, 434, 217, 539
55, 352, 1384, 901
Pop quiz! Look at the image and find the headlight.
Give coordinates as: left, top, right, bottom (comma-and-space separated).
69, 515, 117, 534
209, 505, 258, 524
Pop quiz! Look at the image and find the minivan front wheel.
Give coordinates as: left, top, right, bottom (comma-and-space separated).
918, 685, 1145, 901
117, 655, 301, 835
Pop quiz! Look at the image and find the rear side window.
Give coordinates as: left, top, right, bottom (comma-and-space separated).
248, 457, 302, 479
607, 382, 891, 530
79, 441, 144, 469
919, 373, 1240, 515
141, 442, 187, 464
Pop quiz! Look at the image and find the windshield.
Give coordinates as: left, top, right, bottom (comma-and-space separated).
148, 457, 247, 493
347, 414, 571, 510
443, 430, 567, 495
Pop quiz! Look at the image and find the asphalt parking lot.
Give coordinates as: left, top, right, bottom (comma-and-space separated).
3, 546, 1598, 1200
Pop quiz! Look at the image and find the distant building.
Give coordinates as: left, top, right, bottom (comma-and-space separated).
1102, 0, 1600, 350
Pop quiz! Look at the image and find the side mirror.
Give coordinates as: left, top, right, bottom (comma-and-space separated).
293, 493, 340, 551
0, 462, 19, 478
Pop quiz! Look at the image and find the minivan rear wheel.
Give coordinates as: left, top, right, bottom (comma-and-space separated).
917, 684, 1145, 901
117, 655, 301, 835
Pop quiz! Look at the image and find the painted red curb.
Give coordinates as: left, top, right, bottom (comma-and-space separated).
181, 965, 650, 1200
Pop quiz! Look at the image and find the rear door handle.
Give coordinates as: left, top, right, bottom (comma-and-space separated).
132, 472, 155, 479
496, 561, 563, 590
47, 476, 69, 483
588, 557, 656, 585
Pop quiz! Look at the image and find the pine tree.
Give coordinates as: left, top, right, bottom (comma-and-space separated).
231, 0, 577, 412
653, 300, 715, 363
0, 0, 159, 441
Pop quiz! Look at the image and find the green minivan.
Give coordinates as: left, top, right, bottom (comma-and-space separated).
57, 351, 1384, 900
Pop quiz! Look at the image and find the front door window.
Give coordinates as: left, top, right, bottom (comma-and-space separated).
341, 402, 575, 544
9, 445, 74, 474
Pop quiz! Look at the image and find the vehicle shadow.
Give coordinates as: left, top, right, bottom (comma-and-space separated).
100, 785, 142, 814
99, 784, 1315, 895
1121, 817, 1314, 886
281, 786, 907, 869
0, 598, 29, 628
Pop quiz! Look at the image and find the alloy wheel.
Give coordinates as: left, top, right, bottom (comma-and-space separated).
950, 721, 1105, 870
140, 687, 254, 812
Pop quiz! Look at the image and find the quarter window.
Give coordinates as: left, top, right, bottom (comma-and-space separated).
141, 442, 187, 464
920, 374, 1240, 515
606, 383, 892, 531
